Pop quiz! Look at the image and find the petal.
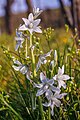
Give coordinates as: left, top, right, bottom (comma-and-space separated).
36, 87, 46, 96
34, 83, 43, 88
55, 93, 67, 99
58, 67, 63, 75
50, 85, 60, 92
33, 19, 41, 27
34, 27, 42, 33
58, 80, 66, 89
12, 65, 21, 71
36, 60, 41, 72
44, 50, 52, 57
40, 72, 46, 83
15, 44, 19, 51
45, 89, 53, 100
20, 66, 28, 74
62, 75, 70, 80
14, 60, 22, 65
47, 79, 54, 85
19, 25, 28, 31
26, 71, 32, 80
28, 29, 34, 34
28, 13, 33, 22
52, 98, 61, 107
51, 104, 54, 116
53, 75, 57, 80
22, 18, 29, 25
43, 101, 51, 107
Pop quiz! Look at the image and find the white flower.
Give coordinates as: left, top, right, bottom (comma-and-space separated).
33, 7, 43, 19
15, 29, 24, 51
12, 60, 31, 80
19, 13, 42, 34
43, 89, 67, 116
53, 65, 70, 89
34, 72, 60, 96
36, 50, 53, 71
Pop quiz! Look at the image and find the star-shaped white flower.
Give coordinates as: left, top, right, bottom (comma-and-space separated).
43, 89, 67, 116
12, 60, 31, 80
19, 13, 42, 34
15, 29, 24, 51
34, 72, 60, 96
53, 65, 70, 89
36, 50, 53, 71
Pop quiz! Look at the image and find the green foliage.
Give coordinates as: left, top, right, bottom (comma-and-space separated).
0, 28, 80, 120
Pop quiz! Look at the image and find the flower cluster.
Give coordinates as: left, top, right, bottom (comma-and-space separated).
13, 7, 70, 116
34, 66, 70, 116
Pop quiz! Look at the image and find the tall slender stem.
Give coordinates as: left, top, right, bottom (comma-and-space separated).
48, 107, 51, 120
38, 96, 45, 120
30, 34, 36, 77
25, 38, 28, 58
30, 34, 45, 120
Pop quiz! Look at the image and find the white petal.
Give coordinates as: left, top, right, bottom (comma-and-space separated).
58, 80, 66, 89
62, 75, 70, 80
34, 83, 43, 88
55, 93, 67, 99
44, 50, 52, 57
50, 85, 60, 92
22, 18, 29, 25
52, 98, 61, 107
53, 75, 57, 80
19, 25, 28, 31
40, 72, 46, 82
43, 101, 51, 107
36, 87, 46, 96
15, 44, 19, 51
14, 60, 22, 66
58, 67, 63, 75
34, 27, 42, 33
33, 19, 41, 27
28, 13, 33, 22
28, 29, 34, 34
36, 60, 41, 72
45, 89, 53, 100
51, 104, 54, 116
20, 66, 28, 74
12, 65, 21, 71
47, 79, 54, 85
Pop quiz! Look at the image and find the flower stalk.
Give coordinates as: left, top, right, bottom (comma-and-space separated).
48, 107, 51, 120
30, 34, 36, 77
38, 96, 45, 120
25, 38, 28, 58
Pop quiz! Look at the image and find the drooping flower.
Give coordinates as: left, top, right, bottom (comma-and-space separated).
33, 7, 43, 19
19, 13, 42, 34
12, 60, 31, 80
34, 72, 60, 96
53, 65, 70, 89
43, 89, 67, 116
36, 50, 53, 71
15, 29, 24, 51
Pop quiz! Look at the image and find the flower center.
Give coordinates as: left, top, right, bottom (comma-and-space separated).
29, 23, 33, 29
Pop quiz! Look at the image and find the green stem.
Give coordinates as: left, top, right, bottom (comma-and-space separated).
25, 38, 28, 58
30, 34, 36, 77
48, 107, 51, 120
1, 97, 23, 120
30, 34, 45, 120
38, 96, 45, 120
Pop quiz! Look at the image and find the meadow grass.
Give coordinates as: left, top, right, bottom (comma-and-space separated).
0, 28, 80, 120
